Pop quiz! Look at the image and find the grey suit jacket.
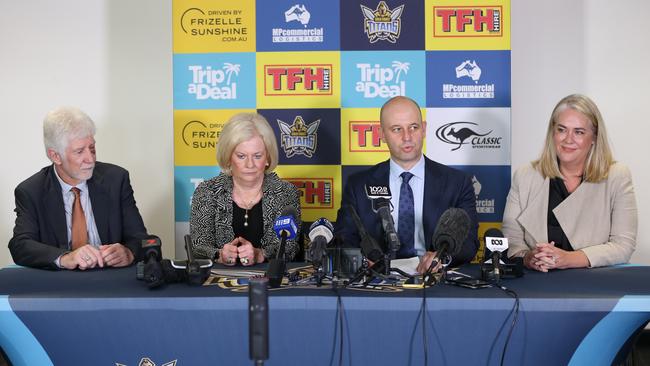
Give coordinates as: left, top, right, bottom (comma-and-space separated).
502, 163, 637, 267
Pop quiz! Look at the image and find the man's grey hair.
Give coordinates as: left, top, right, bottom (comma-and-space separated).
43, 106, 96, 160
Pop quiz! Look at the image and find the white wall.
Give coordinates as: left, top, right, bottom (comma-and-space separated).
0, 0, 647, 266
0, 1, 175, 262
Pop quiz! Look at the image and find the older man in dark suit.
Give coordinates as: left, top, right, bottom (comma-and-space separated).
9, 106, 148, 270
335, 96, 478, 273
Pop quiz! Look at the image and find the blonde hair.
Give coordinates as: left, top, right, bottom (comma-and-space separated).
216, 113, 278, 175
533, 94, 614, 182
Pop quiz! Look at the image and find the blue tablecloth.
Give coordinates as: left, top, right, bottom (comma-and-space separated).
1, 264, 649, 365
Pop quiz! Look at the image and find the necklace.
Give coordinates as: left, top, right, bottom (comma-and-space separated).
243, 201, 253, 227
234, 190, 261, 227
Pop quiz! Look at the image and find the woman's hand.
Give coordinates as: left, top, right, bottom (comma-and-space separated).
236, 237, 264, 266
219, 238, 241, 266
524, 242, 590, 271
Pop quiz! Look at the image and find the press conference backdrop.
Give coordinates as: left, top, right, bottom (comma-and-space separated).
172, 0, 512, 261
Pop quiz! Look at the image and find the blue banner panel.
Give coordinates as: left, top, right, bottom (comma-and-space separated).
450, 165, 511, 222
426, 50, 511, 107
259, 108, 341, 165
341, 51, 425, 108
255, 0, 340, 51
173, 53, 256, 110
340, 0, 424, 51
174, 166, 221, 221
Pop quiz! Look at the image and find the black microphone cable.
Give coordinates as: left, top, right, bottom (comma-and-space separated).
328, 284, 350, 366
495, 285, 520, 366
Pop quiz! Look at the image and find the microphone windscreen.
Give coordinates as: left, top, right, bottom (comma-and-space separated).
432, 208, 471, 257
484, 228, 504, 239
280, 206, 297, 219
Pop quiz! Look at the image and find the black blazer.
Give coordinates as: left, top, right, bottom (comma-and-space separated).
334, 157, 479, 266
9, 162, 148, 269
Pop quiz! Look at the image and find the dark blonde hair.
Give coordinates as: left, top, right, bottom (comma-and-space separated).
216, 113, 278, 175
533, 94, 614, 182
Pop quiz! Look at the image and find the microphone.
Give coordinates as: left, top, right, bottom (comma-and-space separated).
426, 208, 471, 274
267, 206, 298, 288
249, 277, 269, 365
364, 184, 400, 257
307, 218, 334, 269
141, 235, 164, 288
480, 229, 523, 281
347, 205, 384, 266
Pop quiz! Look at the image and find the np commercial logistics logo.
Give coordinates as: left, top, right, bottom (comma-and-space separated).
273, 4, 323, 43
452, 165, 511, 222
426, 50, 511, 108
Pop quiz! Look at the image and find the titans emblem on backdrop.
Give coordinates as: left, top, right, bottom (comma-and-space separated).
361, 1, 404, 43
435, 121, 502, 151
278, 116, 320, 158
116, 357, 177, 366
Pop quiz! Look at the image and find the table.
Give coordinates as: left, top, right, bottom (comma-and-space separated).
1, 264, 649, 366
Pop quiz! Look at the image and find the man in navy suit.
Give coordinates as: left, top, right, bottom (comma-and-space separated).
335, 96, 478, 273
9, 106, 148, 270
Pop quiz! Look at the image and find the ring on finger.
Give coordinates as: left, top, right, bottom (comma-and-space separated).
82, 255, 91, 261
241, 257, 249, 265
227, 257, 234, 264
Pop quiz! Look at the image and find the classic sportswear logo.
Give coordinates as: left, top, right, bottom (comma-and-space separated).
435, 121, 502, 151
355, 61, 409, 98
277, 116, 320, 158
187, 63, 240, 100
272, 4, 324, 43
361, 1, 404, 43
443, 60, 495, 99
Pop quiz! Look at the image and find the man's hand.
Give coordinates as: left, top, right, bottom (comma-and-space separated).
60, 244, 104, 270
416, 251, 442, 274
100, 243, 135, 267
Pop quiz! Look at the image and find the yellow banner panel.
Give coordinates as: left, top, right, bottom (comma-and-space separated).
256, 52, 341, 109
274, 165, 342, 222
173, 0, 256, 53
174, 109, 255, 166
425, 0, 511, 50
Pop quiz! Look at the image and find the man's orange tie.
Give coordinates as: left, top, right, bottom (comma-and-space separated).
70, 187, 88, 250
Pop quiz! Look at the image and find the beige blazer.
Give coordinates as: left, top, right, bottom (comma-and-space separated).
502, 163, 637, 267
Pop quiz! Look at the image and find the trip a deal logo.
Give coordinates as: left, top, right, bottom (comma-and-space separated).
433, 6, 502, 38
264, 64, 332, 96
173, 53, 255, 109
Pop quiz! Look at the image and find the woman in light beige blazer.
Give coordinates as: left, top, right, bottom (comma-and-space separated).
503, 94, 637, 271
